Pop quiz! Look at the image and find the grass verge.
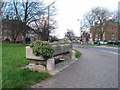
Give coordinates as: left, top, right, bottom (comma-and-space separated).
0, 43, 2, 90
75, 50, 81, 58
2, 43, 51, 88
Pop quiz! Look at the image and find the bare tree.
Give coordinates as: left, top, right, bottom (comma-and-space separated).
83, 7, 117, 40
38, 15, 57, 41
65, 29, 76, 42
2, 0, 57, 43
83, 9, 99, 41
83, 11, 96, 28
92, 7, 111, 40
82, 31, 90, 42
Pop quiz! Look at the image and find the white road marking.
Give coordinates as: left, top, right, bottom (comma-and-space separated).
95, 46, 119, 49
101, 50, 120, 55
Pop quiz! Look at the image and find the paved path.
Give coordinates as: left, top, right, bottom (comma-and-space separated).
31, 46, 118, 88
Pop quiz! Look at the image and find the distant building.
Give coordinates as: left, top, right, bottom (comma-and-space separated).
90, 19, 119, 41
2, 19, 38, 43
103, 19, 118, 40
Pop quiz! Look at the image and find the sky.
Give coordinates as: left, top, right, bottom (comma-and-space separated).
44, 0, 119, 39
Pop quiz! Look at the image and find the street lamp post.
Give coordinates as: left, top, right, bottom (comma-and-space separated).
78, 19, 83, 41
47, 1, 55, 41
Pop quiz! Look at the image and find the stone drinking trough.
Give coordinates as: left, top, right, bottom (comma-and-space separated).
26, 44, 75, 72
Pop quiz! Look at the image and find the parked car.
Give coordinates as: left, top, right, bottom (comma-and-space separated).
107, 40, 118, 45
116, 40, 120, 45
93, 40, 99, 44
99, 40, 108, 45
117, 40, 120, 44
94, 40, 107, 45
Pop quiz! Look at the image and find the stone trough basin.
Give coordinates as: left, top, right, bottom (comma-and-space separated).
26, 44, 73, 71
26, 44, 72, 60
53, 44, 72, 56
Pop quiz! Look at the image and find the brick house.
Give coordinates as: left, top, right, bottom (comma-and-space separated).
90, 19, 119, 41
2, 19, 38, 43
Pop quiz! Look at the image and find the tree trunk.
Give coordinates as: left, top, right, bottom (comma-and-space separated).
41, 28, 49, 41
100, 34, 103, 41
22, 32, 26, 44
22, 22, 26, 44
92, 34, 95, 41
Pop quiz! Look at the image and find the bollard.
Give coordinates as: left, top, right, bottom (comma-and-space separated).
47, 58, 55, 71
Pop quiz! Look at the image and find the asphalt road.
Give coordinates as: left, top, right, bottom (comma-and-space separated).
91, 46, 119, 55
73, 44, 119, 55
32, 44, 118, 88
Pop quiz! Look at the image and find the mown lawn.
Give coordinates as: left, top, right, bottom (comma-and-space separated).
0, 43, 2, 90
2, 43, 51, 88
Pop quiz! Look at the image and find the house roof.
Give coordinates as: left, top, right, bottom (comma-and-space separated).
2, 19, 34, 31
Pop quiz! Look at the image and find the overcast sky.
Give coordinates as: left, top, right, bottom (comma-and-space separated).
44, 0, 119, 39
